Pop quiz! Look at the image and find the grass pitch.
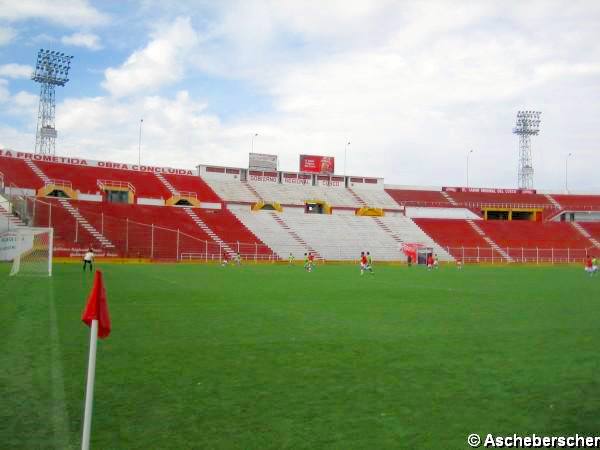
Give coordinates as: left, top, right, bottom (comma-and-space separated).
1, 262, 599, 449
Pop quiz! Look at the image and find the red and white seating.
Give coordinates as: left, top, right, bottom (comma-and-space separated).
3, 150, 600, 262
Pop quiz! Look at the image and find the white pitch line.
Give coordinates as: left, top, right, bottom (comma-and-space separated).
48, 285, 73, 450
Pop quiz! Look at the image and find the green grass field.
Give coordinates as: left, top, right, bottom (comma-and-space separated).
1, 262, 599, 449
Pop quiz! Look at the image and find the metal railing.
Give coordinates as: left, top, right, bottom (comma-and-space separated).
174, 191, 198, 199
46, 179, 73, 189
2, 194, 598, 264
97, 179, 136, 193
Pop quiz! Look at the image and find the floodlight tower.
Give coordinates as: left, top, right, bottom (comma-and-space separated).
513, 110, 541, 189
32, 49, 74, 156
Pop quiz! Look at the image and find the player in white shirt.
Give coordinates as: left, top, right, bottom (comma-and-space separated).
83, 248, 94, 272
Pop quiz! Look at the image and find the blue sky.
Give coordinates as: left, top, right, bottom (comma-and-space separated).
1, 0, 600, 192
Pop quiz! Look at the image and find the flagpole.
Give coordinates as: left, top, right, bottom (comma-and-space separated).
81, 319, 98, 450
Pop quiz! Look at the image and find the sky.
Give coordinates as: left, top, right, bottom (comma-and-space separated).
0, 0, 599, 191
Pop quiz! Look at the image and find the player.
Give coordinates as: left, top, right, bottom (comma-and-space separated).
585, 256, 597, 276
83, 247, 94, 272
308, 252, 315, 272
221, 253, 229, 267
593, 256, 598, 274
288, 253, 295, 266
456, 258, 463, 270
360, 251, 368, 275
234, 252, 241, 266
426, 254, 433, 271
366, 251, 374, 275
433, 254, 439, 270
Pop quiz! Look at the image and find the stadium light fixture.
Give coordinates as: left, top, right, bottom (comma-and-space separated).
565, 152, 572, 193
344, 141, 351, 177
466, 149, 474, 188
138, 118, 144, 166
513, 110, 542, 189
251, 133, 259, 153
32, 48, 74, 155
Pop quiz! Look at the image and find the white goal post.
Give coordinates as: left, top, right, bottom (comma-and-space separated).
5, 227, 53, 277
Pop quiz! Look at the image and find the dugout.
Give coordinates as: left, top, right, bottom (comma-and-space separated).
37, 180, 77, 199
97, 180, 135, 204
482, 207, 543, 221
166, 191, 201, 207
252, 201, 283, 212
355, 207, 384, 217
416, 247, 433, 265
305, 200, 331, 214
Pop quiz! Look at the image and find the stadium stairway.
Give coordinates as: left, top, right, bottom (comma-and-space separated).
378, 215, 453, 261
544, 194, 563, 210
347, 187, 367, 206
580, 223, 600, 246
414, 219, 501, 261
155, 173, 178, 194
24, 159, 51, 184
351, 187, 400, 209
552, 194, 600, 211
156, 172, 223, 204
24, 160, 115, 249
269, 211, 322, 258
571, 222, 600, 249
228, 206, 307, 258
0, 156, 43, 189
373, 217, 401, 244
441, 191, 459, 206
243, 181, 263, 201
183, 207, 236, 256
0, 198, 27, 230
466, 219, 512, 262
57, 198, 115, 249
204, 179, 260, 203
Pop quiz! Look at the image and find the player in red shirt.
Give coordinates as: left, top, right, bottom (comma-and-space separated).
360, 251, 368, 275
307, 252, 315, 272
585, 256, 597, 276
427, 254, 434, 271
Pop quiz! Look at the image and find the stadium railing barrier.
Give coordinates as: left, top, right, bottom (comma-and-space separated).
1, 194, 597, 264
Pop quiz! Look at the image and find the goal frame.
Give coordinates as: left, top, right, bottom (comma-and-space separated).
8, 227, 53, 277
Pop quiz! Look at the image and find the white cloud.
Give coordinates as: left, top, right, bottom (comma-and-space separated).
0, 79, 9, 102
61, 32, 102, 50
102, 17, 198, 97
0, 26, 16, 46
0, 79, 38, 117
180, 0, 600, 190
4, 1, 600, 191
0, 0, 108, 27
54, 91, 229, 167
0, 63, 33, 79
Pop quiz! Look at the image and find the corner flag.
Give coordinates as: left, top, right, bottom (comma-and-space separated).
82, 270, 111, 338
80, 270, 111, 450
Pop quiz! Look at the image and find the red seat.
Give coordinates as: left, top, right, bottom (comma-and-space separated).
385, 189, 451, 207
162, 174, 222, 203
0, 156, 44, 189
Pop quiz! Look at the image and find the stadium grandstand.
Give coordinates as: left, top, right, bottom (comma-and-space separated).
2, 148, 599, 264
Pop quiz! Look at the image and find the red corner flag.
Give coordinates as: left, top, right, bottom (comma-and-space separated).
82, 270, 111, 339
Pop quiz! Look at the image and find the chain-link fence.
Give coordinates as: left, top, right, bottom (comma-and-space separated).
1, 192, 597, 263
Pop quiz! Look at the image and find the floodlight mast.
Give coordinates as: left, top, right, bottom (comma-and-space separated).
32, 49, 73, 156
513, 110, 541, 189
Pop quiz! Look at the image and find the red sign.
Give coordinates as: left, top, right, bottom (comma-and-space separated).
443, 187, 537, 194
299, 155, 335, 174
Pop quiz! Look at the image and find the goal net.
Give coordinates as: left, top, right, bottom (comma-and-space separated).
7, 227, 53, 277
